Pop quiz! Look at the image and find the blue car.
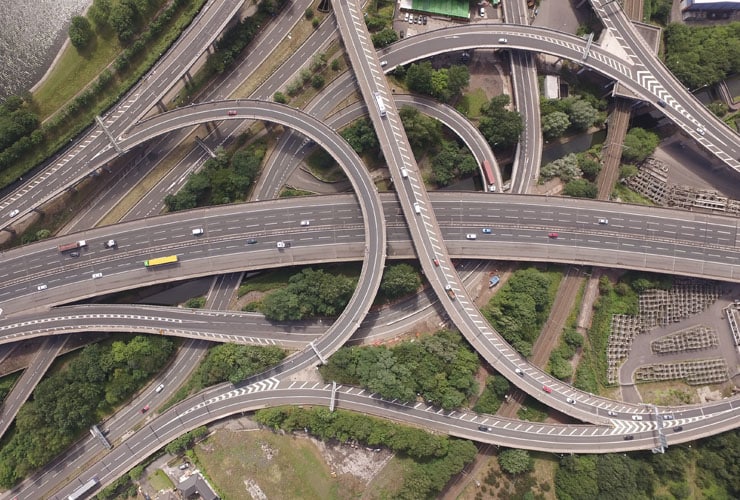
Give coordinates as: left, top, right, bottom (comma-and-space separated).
482, 228, 492, 234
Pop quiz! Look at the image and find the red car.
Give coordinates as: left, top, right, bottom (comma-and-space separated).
228, 110, 237, 116
548, 232, 559, 239
433, 258, 440, 267
141, 405, 150, 413
542, 385, 553, 393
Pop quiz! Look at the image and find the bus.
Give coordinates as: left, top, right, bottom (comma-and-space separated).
374, 91, 386, 117
68, 477, 99, 500
143, 255, 178, 267
482, 160, 495, 191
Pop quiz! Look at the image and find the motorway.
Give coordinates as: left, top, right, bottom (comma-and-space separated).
2, 192, 740, 314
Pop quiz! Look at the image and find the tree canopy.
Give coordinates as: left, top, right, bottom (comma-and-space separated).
380, 263, 422, 300
262, 268, 357, 321
478, 95, 523, 150
195, 344, 285, 385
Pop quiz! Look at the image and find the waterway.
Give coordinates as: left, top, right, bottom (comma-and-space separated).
0, 0, 91, 100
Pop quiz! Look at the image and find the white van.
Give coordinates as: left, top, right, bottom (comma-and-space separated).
92, 272, 103, 279
466, 233, 477, 240
401, 168, 408, 178
192, 228, 204, 236
413, 203, 421, 214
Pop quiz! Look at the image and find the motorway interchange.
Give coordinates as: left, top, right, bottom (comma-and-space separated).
1, 0, 739, 498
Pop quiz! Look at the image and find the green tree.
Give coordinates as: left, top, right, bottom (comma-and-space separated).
446, 65, 470, 97
196, 344, 285, 385
498, 449, 533, 475
622, 127, 659, 163
542, 111, 571, 139
380, 264, 421, 300
478, 95, 523, 149
311, 74, 325, 89
109, 2, 136, 42
273, 92, 288, 104
89, 0, 112, 28
564, 179, 597, 198
340, 118, 379, 156
568, 99, 599, 130
69, 16, 94, 50
304, 7, 314, 19
578, 156, 601, 181
399, 106, 442, 156
371, 28, 398, 48
405, 61, 434, 95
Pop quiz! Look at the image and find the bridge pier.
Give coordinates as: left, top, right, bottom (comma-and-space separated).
330, 381, 337, 411
310, 341, 327, 365
95, 116, 123, 154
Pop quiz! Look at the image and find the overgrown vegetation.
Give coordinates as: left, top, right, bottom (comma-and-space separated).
482, 267, 563, 357
574, 272, 671, 393
555, 428, 739, 499
0, 336, 175, 487
164, 141, 264, 211
255, 406, 478, 499
663, 22, 740, 89
622, 127, 660, 164
540, 96, 605, 140
379, 263, 422, 300
473, 375, 510, 414
540, 150, 601, 198
320, 330, 479, 410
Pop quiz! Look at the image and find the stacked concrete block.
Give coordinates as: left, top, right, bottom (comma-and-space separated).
635, 359, 729, 385
650, 326, 719, 354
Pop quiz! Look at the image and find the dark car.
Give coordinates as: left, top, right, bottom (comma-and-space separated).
673, 426, 683, 432
141, 405, 150, 413
548, 232, 559, 239
69, 251, 80, 257
478, 425, 490, 432
624, 435, 634, 441
247, 238, 258, 244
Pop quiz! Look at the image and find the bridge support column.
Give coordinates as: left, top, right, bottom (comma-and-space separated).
95, 116, 122, 154
310, 341, 327, 365
581, 33, 594, 62
330, 381, 337, 412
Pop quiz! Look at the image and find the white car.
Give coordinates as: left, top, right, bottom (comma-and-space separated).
696, 127, 705, 136
37, 284, 48, 291
413, 203, 421, 214
300, 220, 310, 226
631, 415, 643, 421
8, 209, 19, 218
566, 397, 576, 404
155, 383, 165, 393
192, 228, 204, 236
598, 218, 608, 225
92, 272, 103, 279
277, 241, 286, 248
466, 233, 477, 240
404, 12, 409, 22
